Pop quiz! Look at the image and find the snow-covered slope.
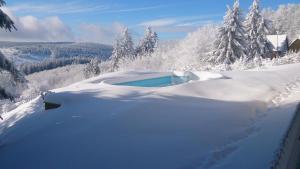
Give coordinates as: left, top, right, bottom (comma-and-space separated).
0, 63, 300, 169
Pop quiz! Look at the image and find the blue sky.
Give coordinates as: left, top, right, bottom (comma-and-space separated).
1, 0, 299, 44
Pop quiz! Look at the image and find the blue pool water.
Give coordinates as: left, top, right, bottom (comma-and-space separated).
115, 76, 190, 87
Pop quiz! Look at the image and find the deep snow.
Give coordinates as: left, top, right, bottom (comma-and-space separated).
0, 63, 300, 169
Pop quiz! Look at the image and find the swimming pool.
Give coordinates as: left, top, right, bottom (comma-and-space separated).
115, 75, 190, 87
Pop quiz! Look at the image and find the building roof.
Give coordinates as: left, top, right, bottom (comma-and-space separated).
266, 35, 288, 52
290, 35, 300, 44
290, 38, 300, 45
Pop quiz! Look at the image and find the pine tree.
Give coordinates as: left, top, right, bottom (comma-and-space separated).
111, 28, 134, 71
83, 58, 100, 78
0, 0, 20, 100
0, 0, 16, 32
136, 27, 158, 56
0, 0, 17, 75
0, 52, 24, 82
244, 0, 271, 62
111, 39, 121, 71
212, 0, 248, 65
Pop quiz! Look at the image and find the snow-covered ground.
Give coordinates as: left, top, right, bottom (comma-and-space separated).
0, 63, 300, 169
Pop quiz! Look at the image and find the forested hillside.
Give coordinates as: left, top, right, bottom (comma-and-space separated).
0, 42, 112, 66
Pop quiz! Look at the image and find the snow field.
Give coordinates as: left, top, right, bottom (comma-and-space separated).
271, 76, 300, 107
0, 63, 300, 169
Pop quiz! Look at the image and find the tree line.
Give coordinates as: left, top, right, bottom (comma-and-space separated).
20, 57, 93, 75
111, 27, 158, 71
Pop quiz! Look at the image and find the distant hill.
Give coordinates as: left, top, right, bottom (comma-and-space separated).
0, 41, 113, 66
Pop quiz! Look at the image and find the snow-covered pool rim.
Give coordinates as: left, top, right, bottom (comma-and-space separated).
100, 71, 190, 87
100, 71, 224, 88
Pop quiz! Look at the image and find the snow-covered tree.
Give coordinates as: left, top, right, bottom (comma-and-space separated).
212, 0, 248, 65
0, 0, 16, 32
263, 4, 300, 40
0, 0, 17, 76
0, 0, 21, 100
0, 51, 26, 100
244, 0, 271, 61
0, 52, 22, 81
83, 58, 101, 78
136, 27, 158, 56
111, 28, 134, 71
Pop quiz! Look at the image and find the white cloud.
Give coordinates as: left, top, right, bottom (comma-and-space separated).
175, 20, 212, 27
78, 22, 126, 44
0, 7, 74, 42
0, 7, 128, 44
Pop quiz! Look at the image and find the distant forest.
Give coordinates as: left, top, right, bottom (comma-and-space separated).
0, 42, 113, 74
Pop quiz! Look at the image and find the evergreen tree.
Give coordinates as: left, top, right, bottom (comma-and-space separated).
136, 27, 158, 56
83, 58, 100, 78
111, 39, 121, 71
0, 0, 20, 100
244, 0, 271, 61
0, 0, 18, 76
0, 52, 24, 83
212, 0, 248, 65
0, 0, 16, 32
111, 28, 134, 71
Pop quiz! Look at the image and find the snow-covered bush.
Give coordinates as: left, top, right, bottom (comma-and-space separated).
83, 58, 101, 78
264, 52, 300, 66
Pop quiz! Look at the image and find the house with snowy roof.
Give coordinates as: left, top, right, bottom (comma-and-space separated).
266, 35, 289, 58
289, 35, 300, 53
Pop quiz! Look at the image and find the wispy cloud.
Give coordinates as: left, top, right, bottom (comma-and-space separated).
139, 18, 178, 27
102, 5, 166, 14
7, 2, 108, 14
175, 20, 216, 27
7, 2, 166, 15
139, 15, 220, 27
138, 15, 221, 33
